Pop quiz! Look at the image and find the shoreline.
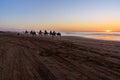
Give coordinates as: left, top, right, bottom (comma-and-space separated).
62, 35, 120, 42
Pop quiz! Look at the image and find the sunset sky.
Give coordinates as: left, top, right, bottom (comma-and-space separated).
0, 0, 120, 32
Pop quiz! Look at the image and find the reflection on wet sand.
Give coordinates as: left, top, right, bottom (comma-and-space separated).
62, 32, 120, 41
88, 35, 120, 41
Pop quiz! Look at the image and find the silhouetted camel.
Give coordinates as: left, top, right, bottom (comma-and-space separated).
52, 31, 56, 37
44, 30, 48, 36
25, 30, 28, 34
57, 32, 61, 37
39, 30, 42, 36
30, 31, 36, 36
49, 31, 53, 36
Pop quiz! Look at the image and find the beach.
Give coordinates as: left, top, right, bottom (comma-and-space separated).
0, 33, 120, 80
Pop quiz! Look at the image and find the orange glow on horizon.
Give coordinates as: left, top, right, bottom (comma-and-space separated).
105, 29, 112, 32
18, 20, 120, 32
47, 20, 120, 32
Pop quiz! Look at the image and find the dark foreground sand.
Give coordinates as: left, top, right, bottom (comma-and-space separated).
0, 33, 120, 80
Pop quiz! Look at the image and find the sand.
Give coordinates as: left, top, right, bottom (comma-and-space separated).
0, 33, 120, 80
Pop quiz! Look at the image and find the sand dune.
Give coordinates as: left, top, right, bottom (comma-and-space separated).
0, 33, 120, 80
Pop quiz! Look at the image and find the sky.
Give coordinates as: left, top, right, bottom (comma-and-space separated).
0, 0, 120, 32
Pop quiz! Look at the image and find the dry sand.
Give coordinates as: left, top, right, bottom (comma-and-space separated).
0, 33, 120, 80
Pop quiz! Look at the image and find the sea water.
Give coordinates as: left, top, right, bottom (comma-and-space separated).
62, 32, 120, 41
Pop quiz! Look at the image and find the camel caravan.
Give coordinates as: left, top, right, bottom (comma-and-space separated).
21, 30, 61, 37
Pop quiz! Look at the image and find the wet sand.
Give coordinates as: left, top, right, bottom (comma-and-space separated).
0, 33, 120, 80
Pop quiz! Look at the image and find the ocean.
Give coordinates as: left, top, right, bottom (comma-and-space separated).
62, 32, 120, 41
